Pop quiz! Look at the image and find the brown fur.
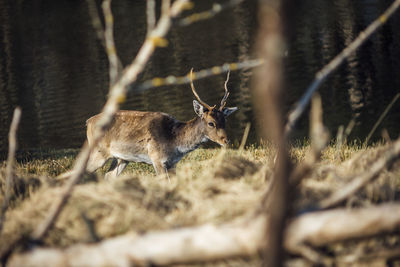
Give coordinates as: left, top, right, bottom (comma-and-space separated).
86, 106, 237, 179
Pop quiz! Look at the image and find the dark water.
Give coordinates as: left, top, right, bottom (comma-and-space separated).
0, 0, 399, 154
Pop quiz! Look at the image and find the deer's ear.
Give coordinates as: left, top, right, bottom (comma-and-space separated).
193, 100, 205, 117
222, 107, 238, 117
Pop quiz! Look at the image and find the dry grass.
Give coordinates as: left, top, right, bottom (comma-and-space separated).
0, 143, 399, 265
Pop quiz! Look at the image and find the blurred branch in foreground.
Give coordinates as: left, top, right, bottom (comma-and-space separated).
86, 0, 105, 46
364, 93, 400, 145
132, 58, 262, 93
86, 0, 124, 80
0, 108, 21, 234
102, 0, 121, 85
9, 202, 400, 266
4, 0, 400, 266
284, 0, 400, 138
146, 0, 156, 36
30, 0, 191, 243
178, 0, 244, 26
252, 0, 290, 265
318, 137, 400, 209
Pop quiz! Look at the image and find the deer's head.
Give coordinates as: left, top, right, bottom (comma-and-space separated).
190, 69, 238, 146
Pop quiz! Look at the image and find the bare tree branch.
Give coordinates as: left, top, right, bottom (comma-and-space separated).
10, 216, 267, 267
239, 122, 251, 151
284, 0, 400, 137
339, 247, 400, 265
146, 0, 156, 36
285, 203, 400, 251
86, 0, 123, 77
161, 0, 171, 18
86, 0, 105, 46
102, 0, 120, 85
9, 203, 400, 266
288, 94, 330, 189
132, 58, 262, 93
365, 93, 400, 145
0, 107, 21, 233
178, 0, 244, 26
30, 0, 190, 243
254, 0, 290, 265
309, 94, 330, 163
318, 137, 400, 209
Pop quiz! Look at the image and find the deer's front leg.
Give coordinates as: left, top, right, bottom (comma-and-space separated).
151, 160, 166, 175
151, 160, 170, 182
148, 145, 170, 181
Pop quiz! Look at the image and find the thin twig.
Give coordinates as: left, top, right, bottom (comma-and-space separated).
343, 118, 356, 142
102, 0, 120, 86
0, 107, 22, 233
365, 93, 400, 145
339, 247, 400, 265
309, 94, 329, 162
178, 0, 244, 26
291, 245, 333, 266
161, 0, 171, 18
335, 125, 345, 160
284, 0, 400, 137
318, 137, 400, 209
239, 123, 251, 151
30, 0, 190, 242
132, 59, 262, 93
86, 0, 105, 47
86, 0, 123, 74
336, 118, 355, 160
288, 96, 329, 189
146, 0, 156, 36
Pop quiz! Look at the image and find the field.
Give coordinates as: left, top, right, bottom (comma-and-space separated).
1, 142, 399, 266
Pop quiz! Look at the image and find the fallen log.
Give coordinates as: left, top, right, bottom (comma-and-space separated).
8, 203, 400, 267
285, 203, 400, 252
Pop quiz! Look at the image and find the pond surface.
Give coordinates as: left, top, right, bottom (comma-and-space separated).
0, 0, 399, 154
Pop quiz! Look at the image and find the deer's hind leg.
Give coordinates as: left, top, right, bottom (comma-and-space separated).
105, 158, 128, 180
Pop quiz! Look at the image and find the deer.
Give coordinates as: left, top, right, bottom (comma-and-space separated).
86, 69, 238, 180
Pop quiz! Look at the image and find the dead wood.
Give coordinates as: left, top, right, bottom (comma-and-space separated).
0, 107, 22, 233
338, 247, 400, 266
8, 216, 267, 267
29, 0, 190, 243
254, 0, 290, 265
8, 203, 400, 267
318, 137, 400, 209
285, 203, 400, 252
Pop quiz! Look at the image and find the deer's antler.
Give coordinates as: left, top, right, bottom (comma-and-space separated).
219, 70, 230, 111
190, 68, 214, 110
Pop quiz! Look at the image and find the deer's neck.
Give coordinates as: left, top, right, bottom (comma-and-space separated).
174, 117, 207, 153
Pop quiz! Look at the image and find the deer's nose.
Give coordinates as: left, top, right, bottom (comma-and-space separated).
221, 137, 229, 145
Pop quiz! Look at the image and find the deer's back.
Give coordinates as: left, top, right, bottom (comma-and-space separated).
86, 110, 183, 154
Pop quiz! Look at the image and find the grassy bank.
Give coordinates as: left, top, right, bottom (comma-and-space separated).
1, 143, 399, 265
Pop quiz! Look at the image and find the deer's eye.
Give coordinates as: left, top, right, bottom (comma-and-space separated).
208, 122, 215, 128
